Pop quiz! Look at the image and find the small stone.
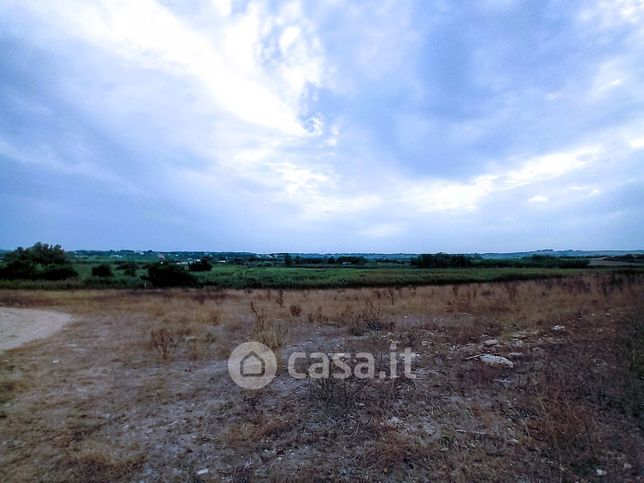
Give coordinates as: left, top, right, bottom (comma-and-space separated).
508, 438, 520, 445
596, 468, 607, 477
483, 339, 499, 347
196, 469, 209, 476
623, 463, 632, 470
479, 354, 514, 368
508, 352, 524, 358
552, 325, 566, 331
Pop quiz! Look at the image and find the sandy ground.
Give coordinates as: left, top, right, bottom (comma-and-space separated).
0, 308, 73, 353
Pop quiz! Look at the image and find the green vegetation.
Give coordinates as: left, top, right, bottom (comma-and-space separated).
91, 263, 114, 277
411, 253, 472, 268
0, 243, 78, 281
188, 257, 213, 272
146, 262, 196, 287
0, 244, 641, 289
190, 266, 592, 289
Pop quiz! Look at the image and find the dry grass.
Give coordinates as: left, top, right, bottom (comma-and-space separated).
0, 271, 642, 481
250, 300, 289, 350
60, 441, 146, 482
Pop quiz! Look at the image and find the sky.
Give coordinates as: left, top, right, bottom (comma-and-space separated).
1, 0, 643, 253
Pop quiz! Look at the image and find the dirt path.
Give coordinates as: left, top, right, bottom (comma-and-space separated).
0, 308, 73, 353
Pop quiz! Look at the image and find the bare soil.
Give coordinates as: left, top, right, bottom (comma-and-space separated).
0, 308, 73, 353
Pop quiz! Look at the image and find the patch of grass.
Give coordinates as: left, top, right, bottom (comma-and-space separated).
61, 442, 146, 482
250, 301, 288, 350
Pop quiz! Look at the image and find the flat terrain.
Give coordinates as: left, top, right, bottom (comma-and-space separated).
0, 272, 642, 481
1, 265, 600, 290
0, 308, 73, 353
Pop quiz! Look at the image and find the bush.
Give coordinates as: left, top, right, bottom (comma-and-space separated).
116, 262, 137, 276
92, 264, 114, 278
188, 257, 212, 272
147, 263, 196, 287
40, 264, 79, 281
0, 259, 37, 279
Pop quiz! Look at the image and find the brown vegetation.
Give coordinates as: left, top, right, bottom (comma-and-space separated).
0, 272, 642, 481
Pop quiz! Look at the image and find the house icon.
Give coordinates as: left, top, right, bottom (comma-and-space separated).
240, 351, 266, 377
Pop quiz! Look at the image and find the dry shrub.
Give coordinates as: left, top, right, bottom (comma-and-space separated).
308, 374, 367, 410
250, 301, 288, 350
307, 305, 327, 324
289, 304, 302, 317
338, 304, 393, 336
230, 462, 253, 482
444, 318, 502, 345
223, 416, 291, 447
62, 442, 145, 482
150, 328, 176, 360
308, 354, 414, 414
275, 289, 285, 308
359, 430, 431, 472
531, 396, 600, 475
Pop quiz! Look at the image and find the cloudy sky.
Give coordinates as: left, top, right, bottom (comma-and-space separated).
1, 0, 643, 252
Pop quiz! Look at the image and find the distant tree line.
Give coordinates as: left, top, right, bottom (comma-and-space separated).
474, 255, 589, 269
411, 253, 473, 268
410, 253, 589, 269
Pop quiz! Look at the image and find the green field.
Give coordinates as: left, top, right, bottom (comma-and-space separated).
0, 264, 612, 290
191, 265, 592, 288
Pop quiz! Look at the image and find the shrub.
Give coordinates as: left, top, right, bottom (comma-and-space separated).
116, 262, 137, 277
188, 257, 212, 272
150, 328, 176, 360
289, 304, 302, 317
250, 301, 288, 350
0, 259, 36, 280
92, 264, 114, 278
341, 304, 393, 336
39, 264, 79, 281
147, 263, 196, 287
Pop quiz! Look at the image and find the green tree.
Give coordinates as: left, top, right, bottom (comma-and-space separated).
188, 257, 213, 272
147, 263, 196, 287
0, 243, 78, 280
92, 263, 114, 277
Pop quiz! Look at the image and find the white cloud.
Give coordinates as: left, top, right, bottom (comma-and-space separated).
12, 0, 327, 136
358, 223, 404, 238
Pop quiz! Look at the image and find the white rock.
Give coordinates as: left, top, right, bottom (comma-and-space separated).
552, 325, 566, 331
596, 468, 607, 477
479, 354, 514, 368
196, 469, 209, 476
483, 339, 499, 347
